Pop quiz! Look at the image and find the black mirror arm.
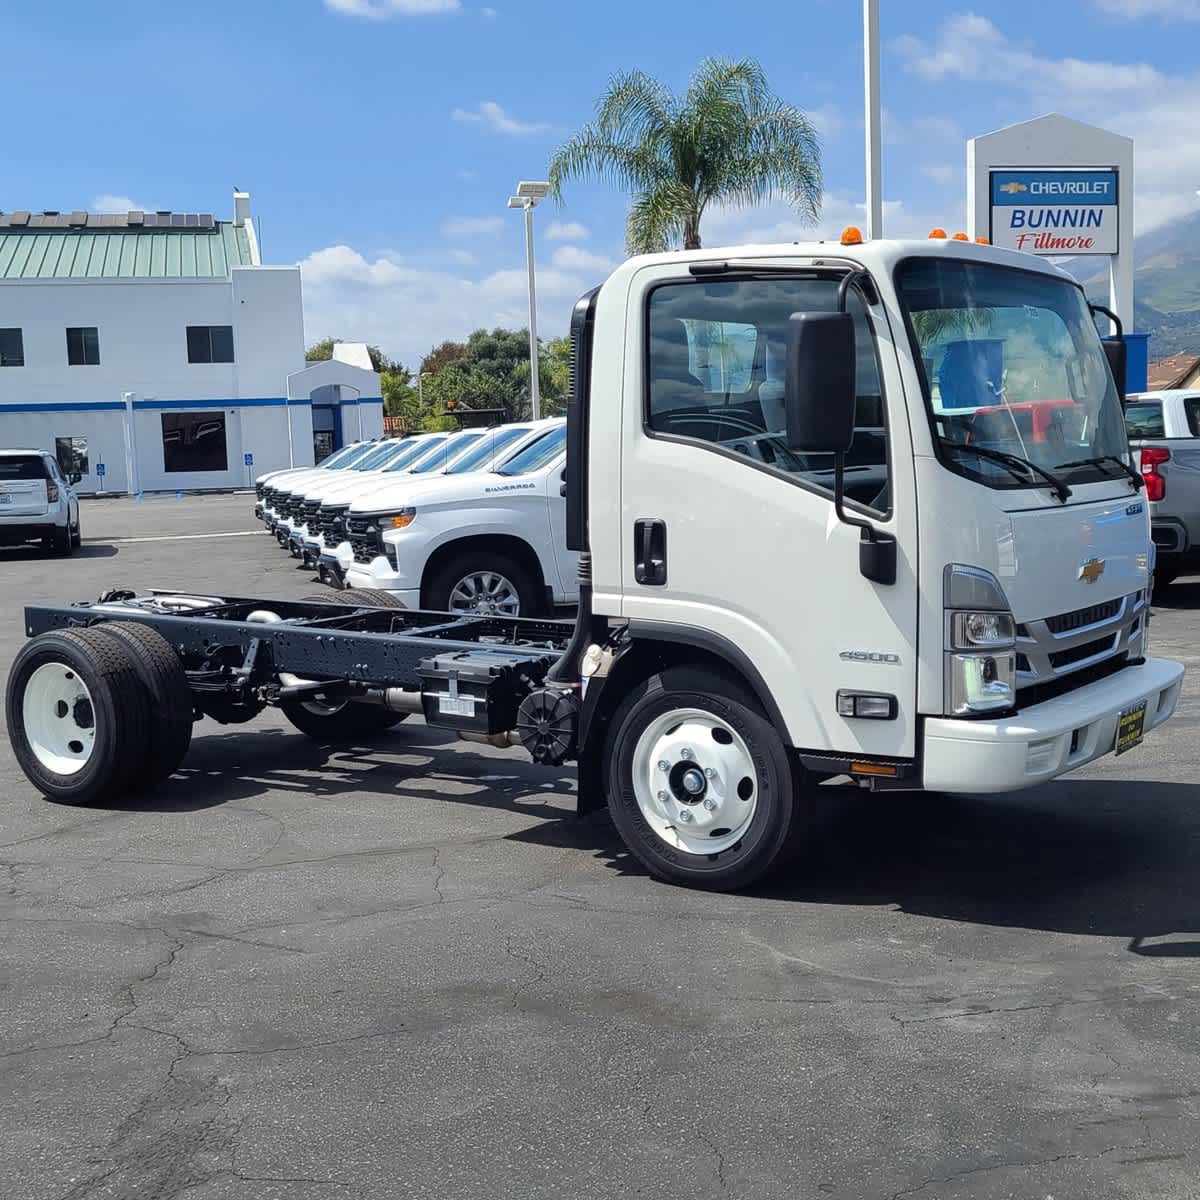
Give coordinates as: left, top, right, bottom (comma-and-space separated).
1089, 302, 1123, 338
833, 453, 897, 586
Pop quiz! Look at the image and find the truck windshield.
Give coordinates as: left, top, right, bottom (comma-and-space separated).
352, 441, 408, 471
381, 435, 447, 473
444, 426, 528, 474
495, 424, 567, 475
411, 432, 483, 474
897, 258, 1129, 491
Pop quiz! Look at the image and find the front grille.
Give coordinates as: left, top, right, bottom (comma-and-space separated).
300, 498, 321, 523
1017, 653, 1130, 709
1045, 598, 1121, 635
1048, 633, 1119, 670
255, 483, 264, 500
347, 514, 381, 564
317, 504, 349, 542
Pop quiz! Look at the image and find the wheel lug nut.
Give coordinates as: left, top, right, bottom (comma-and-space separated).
702, 798, 717, 811
704, 767, 716, 779
657, 790, 669, 802
657, 760, 671, 771
680, 747, 693, 760
678, 810, 693, 823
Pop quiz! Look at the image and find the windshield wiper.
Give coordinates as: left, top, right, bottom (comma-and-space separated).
1055, 455, 1144, 491
945, 442, 1073, 503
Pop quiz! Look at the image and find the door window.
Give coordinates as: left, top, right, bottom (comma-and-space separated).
1184, 396, 1200, 438
645, 276, 889, 513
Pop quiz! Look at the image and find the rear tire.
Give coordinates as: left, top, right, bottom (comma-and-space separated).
45, 524, 72, 557
301, 592, 361, 607
604, 666, 804, 891
280, 698, 407, 741
5, 628, 152, 805
340, 588, 407, 608
71, 514, 82, 548
424, 551, 538, 617
91, 622, 193, 785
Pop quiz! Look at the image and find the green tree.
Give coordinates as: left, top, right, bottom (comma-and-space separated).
549, 57, 822, 255
420, 340, 467, 376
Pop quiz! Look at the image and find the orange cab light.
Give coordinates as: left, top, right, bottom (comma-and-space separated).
928, 228, 948, 239
975, 236, 990, 245
840, 225, 864, 246
849, 761, 899, 778
952, 231, 969, 241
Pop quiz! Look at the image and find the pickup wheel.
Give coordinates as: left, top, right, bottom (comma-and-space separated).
5, 628, 152, 805
605, 666, 802, 891
91, 622, 194, 784
280, 697, 407, 741
425, 552, 537, 617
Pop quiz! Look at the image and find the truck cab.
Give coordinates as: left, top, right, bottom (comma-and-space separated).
567, 237, 1181, 831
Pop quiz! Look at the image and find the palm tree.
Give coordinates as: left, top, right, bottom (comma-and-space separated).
548, 58, 822, 256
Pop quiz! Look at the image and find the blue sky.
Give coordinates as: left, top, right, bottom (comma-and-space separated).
4, 0, 1199, 363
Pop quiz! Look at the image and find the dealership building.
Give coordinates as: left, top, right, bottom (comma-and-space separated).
0, 192, 382, 493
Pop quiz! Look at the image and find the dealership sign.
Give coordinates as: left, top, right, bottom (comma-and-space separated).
989, 169, 1118, 255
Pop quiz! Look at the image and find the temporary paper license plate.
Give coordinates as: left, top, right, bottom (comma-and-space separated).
1115, 701, 1147, 755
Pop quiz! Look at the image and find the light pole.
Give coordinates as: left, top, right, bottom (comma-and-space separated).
416, 371, 430, 410
863, 0, 883, 240
508, 180, 549, 420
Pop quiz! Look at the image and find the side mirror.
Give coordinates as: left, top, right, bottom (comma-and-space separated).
1102, 337, 1128, 407
69, 472, 82, 485
784, 311, 856, 453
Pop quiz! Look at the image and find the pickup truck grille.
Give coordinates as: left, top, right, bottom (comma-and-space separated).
316, 504, 349, 542
299, 498, 321, 523
279, 494, 304, 520
255, 482, 265, 500
346, 514, 382, 564
1016, 589, 1146, 706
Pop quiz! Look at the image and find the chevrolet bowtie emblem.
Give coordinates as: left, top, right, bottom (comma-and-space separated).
999, 181, 1028, 194
1079, 558, 1106, 584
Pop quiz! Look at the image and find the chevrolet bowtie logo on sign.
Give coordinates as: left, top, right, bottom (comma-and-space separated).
1079, 558, 1106, 584
999, 181, 1028, 194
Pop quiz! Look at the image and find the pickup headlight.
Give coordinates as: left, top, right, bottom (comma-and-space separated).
944, 565, 1017, 716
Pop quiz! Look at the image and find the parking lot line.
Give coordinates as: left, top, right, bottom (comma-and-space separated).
108, 531, 264, 544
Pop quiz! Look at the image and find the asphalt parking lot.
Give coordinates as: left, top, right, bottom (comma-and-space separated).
3, 493, 1200, 1200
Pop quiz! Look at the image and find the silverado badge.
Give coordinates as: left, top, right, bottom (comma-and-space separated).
1078, 557, 1106, 584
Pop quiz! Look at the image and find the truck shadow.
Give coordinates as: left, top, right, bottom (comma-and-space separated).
101, 724, 1200, 949
1153, 576, 1200, 609
0, 542, 117, 561
755, 779, 1200, 951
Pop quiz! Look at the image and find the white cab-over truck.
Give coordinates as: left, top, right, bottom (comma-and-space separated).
4, 237, 1185, 891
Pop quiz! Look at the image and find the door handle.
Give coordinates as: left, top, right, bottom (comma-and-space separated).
633, 519, 667, 586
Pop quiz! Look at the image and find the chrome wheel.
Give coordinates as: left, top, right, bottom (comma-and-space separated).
448, 571, 522, 616
630, 707, 758, 855
22, 662, 97, 776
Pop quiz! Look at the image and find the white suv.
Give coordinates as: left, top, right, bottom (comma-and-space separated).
0, 449, 82, 556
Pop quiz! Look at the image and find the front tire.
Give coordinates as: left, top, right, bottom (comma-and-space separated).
424, 552, 538, 617
5, 628, 152, 805
605, 666, 802, 891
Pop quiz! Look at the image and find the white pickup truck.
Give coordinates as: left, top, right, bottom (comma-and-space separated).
253, 440, 373, 521
1125, 389, 1200, 588
333, 422, 574, 615
307, 420, 561, 575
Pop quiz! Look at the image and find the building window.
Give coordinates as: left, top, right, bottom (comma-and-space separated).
186, 325, 234, 364
55, 436, 89, 476
66, 327, 100, 366
161, 412, 228, 472
0, 328, 23, 366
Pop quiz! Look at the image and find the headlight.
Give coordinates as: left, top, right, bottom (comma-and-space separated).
951, 611, 1015, 650
947, 652, 1016, 716
944, 565, 1017, 716
384, 508, 416, 530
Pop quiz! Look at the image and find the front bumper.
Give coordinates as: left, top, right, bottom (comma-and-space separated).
0, 522, 55, 545
922, 656, 1184, 793
344, 559, 417, 606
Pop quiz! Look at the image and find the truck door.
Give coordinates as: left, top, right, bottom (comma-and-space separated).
618, 267, 920, 758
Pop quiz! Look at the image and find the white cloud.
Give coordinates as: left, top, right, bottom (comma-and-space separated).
896, 12, 1200, 234
448, 248, 478, 266
549, 245, 614, 274
299, 243, 603, 363
883, 110, 961, 146
440, 215, 504, 237
1097, 0, 1200, 16
451, 101, 550, 136
702, 192, 957, 248
480, 5, 498, 14
544, 220, 590, 242
324, 0, 460, 17
807, 103, 843, 140
92, 194, 151, 213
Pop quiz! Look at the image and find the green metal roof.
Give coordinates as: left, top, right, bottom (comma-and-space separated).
0, 223, 253, 280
